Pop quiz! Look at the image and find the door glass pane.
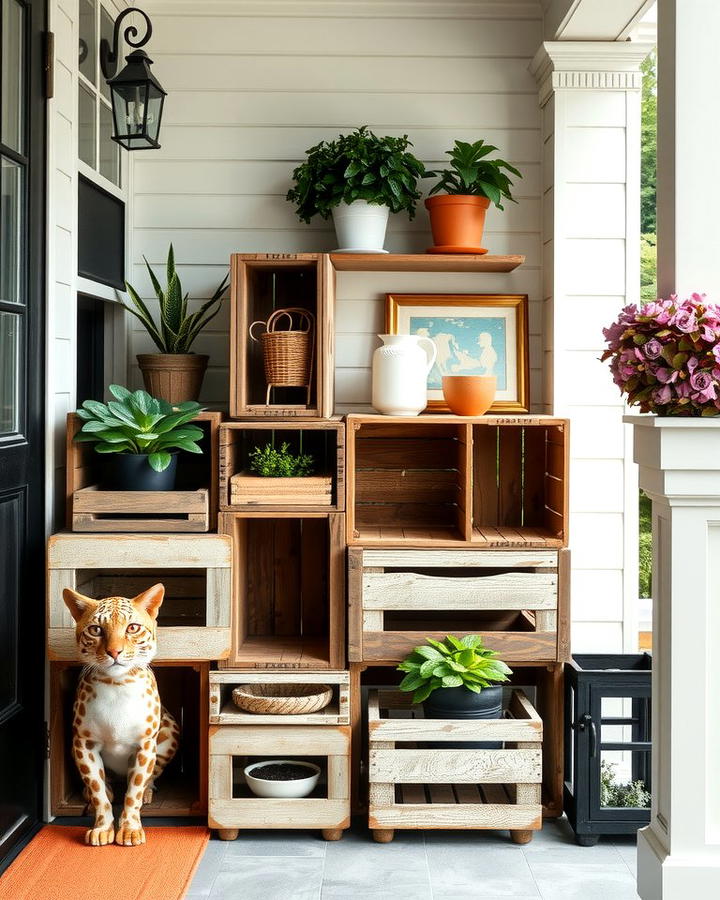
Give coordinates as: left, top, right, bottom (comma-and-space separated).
0, 158, 23, 304
99, 5, 113, 102
600, 751, 651, 809
0, 311, 20, 435
1, 0, 25, 153
79, 0, 96, 85
99, 102, 120, 186
78, 83, 96, 167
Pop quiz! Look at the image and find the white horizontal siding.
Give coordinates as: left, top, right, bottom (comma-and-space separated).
131, 1, 544, 410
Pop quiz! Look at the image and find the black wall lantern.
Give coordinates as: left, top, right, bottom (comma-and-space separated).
100, 8, 166, 151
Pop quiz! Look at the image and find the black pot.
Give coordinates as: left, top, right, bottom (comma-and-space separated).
423, 685, 503, 749
103, 453, 178, 491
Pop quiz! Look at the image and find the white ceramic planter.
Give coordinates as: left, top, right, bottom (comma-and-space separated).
244, 760, 321, 798
372, 333, 437, 416
332, 200, 389, 253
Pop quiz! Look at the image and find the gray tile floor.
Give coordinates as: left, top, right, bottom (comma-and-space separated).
187, 817, 639, 899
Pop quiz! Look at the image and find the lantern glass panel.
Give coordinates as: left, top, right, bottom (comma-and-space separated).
145, 89, 164, 145
600, 750, 651, 810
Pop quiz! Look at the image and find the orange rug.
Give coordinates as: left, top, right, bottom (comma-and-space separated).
0, 826, 209, 900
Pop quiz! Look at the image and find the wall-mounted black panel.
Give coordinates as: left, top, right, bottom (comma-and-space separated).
78, 176, 125, 290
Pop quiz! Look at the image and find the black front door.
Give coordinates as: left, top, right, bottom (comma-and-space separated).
0, 0, 46, 866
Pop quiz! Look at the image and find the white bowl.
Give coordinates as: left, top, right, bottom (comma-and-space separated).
244, 759, 321, 798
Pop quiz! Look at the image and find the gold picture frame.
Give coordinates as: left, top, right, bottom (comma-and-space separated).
385, 293, 529, 413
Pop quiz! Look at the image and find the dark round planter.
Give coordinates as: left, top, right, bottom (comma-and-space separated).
423, 685, 503, 749
103, 453, 178, 491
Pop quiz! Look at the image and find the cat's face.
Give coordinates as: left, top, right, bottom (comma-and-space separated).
62, 584, 164, 672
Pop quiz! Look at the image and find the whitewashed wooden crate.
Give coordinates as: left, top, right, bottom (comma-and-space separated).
368, 688, 543, 844
47, 533, 232, 662
210, 671, 350, 726
209, 723, 351, 841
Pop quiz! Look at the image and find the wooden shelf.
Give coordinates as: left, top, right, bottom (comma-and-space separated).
226, 636, 334, 669
329, 253, 524, 273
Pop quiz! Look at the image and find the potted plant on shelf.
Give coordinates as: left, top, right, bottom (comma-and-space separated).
73, 385, 203, 491
424, 139, 522, 253
230, 441, 331, 506
398, 634, 512, 747
601, 292, 720, 416
123, 245, 229, 403
286, 125, 426, 253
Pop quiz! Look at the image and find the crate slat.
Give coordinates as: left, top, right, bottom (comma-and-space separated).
369, 749, 542, 785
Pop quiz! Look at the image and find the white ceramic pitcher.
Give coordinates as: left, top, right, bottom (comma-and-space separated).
372, 334, 438, 416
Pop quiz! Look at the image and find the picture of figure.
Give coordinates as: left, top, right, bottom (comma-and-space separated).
409, 315, 507, 390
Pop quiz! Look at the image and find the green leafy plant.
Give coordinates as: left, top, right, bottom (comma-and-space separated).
600, 761, 651, 808
397, 634, 512, 704
425, 140, 522, 209
286, 126, 426, 223
248, 442, 315, 477
73, 385, 203, 472
123, 244, 228, 353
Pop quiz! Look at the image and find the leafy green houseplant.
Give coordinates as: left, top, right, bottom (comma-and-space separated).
231, 440, 332, 507
248, 442, 315, 477
74, 385, 202, 490
124, 245, 228, 404
286, 126, 426, 252
424, 140, 522, 252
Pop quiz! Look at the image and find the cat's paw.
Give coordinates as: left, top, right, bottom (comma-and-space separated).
85, 824, 115, 846
115, 823, 146, 846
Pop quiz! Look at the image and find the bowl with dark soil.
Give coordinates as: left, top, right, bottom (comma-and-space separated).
244, 760, 321, 798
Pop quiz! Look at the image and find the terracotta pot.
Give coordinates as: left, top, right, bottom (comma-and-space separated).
425, 194, 490, 253
442, 375, 496, 416
136, 353, 209, 404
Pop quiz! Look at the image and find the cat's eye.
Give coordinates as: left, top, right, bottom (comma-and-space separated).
87, 625, 102, 636
126, 623, 141, 634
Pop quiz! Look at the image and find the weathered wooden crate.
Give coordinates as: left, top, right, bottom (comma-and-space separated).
229, 254, 335, 418
348, 548, 570, 664
346, 415, 569, 548
209, 723, 350, 840
219, 419, 345, 511
66, 410, 221, 532
219, 512, 345, 669
50, 661, 209, 817
210, 671, 350, 726
47, 533, 232, 662
367, 688, 543, 843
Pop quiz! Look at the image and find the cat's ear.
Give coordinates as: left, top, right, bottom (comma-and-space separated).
132, 583, 165, 620
63, 588, 99, 623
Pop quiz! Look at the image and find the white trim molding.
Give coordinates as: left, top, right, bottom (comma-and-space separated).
530, 41, 654, 105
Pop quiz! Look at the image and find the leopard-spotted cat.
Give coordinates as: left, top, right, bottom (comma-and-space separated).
63, 583, 180, 847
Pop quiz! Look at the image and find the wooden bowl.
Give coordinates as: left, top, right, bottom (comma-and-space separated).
232, 683, 333, 715
442, 375, 497, 416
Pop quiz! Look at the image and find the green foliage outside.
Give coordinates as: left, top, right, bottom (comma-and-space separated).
248, 442, 315, 477
601, 760, 651, 808
639, 50, 657, 598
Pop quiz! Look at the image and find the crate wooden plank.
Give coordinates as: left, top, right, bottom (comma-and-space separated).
361, 549, 558, 568
209, 724, 349, 756
369, 717, 541, 743
369, 803, 541, 830
369, 749, 542, 785
355, 470, 460, 504
347, 548, 364, 663
209, 798, 350, 830
48, 626, 231, 662
361, 630, 557, 663
362, 572, 558, 611
47, 533, 232, 568
72, 487, 210, 533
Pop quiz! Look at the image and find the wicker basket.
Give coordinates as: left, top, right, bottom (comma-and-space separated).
232, 683, 333, 716
249, 307, 315, 405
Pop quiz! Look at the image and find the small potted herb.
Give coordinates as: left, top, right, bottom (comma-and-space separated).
230, 441, 332, 506
398, 634, 512, 746
123, 245, 228, 404
424, 140, 521, 253
286, 126, 426, 253
73, 385, 203, 491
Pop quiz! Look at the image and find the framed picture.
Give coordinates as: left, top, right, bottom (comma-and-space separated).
385, 293, 529, 412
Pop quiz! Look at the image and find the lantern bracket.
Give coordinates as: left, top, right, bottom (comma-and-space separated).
100, 7, 153, 80
572, 713, 597, 757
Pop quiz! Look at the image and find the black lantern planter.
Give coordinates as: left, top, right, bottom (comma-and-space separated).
100, 8, 166, 151
564, 653, 651, 846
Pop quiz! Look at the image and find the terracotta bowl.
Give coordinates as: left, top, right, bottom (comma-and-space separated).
442, 375, 497, 416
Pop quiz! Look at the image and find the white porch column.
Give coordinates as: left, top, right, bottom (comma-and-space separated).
630, 1, 720, 897
530, 42, 651, 653
627, 418, 720, 898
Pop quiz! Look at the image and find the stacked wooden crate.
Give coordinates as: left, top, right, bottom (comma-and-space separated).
345, 413, 571, 841
209, 254, 350, 840
49, 411, 231, 817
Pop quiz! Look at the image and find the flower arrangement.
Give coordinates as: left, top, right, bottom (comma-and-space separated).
601, 293, 720, 416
